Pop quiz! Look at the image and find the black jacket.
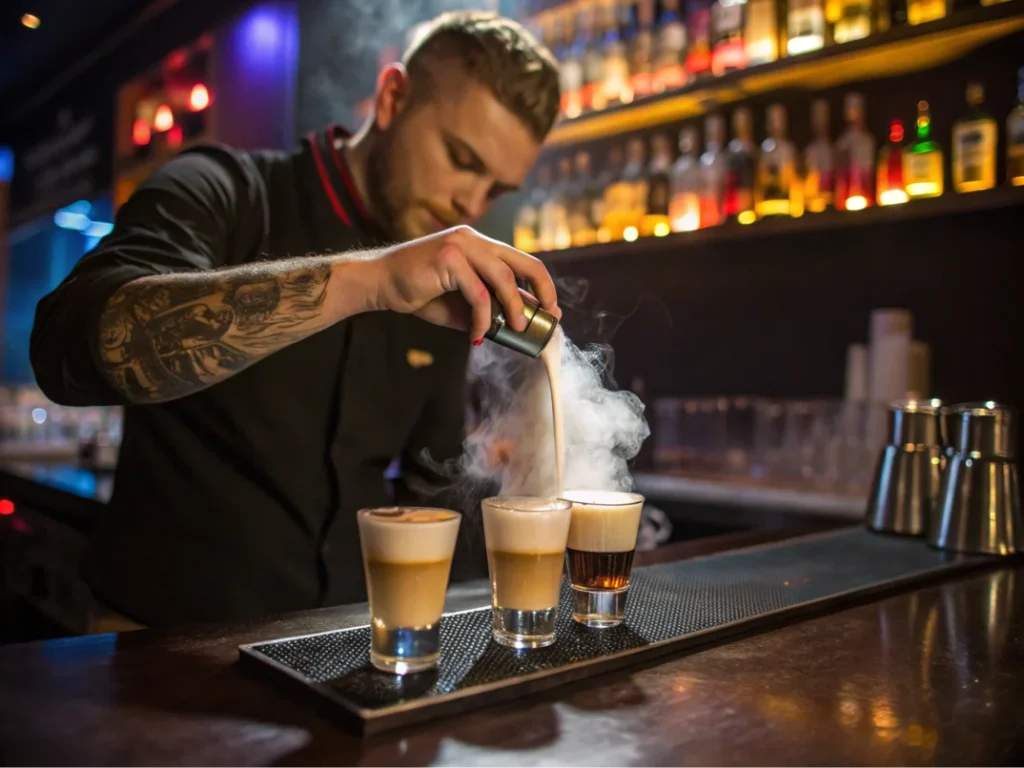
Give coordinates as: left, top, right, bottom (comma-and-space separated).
30, 126, 485, 626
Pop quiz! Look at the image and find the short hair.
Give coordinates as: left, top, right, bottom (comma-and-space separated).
402, 11, 561, 142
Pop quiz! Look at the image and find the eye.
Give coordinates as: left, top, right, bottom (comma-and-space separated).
447, 144, 474, 172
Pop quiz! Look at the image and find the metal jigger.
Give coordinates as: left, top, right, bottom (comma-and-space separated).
865, 399, 944, 536
928, 402, 1022, 556
484, 293, 559, 358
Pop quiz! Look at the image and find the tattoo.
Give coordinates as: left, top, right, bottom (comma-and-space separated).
98, 262, 331, 402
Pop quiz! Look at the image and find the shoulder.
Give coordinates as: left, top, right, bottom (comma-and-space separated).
136, 143, 263, 212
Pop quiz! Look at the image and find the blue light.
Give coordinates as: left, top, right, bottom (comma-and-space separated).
0, 146, 12, 183
54, 211, 90, 231
63, 199, 92, 215
85, 221, 114, 238
246, 10, 281, 51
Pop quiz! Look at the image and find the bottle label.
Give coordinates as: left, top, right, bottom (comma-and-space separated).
560, 60, 583, 93
714, 3, 744, 36
957, 128, 985, 182
658, 21, 687, 59
906, 153, 932, 182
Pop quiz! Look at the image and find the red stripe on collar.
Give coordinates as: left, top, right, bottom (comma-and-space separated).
326, 125, 371, 221
308, 131, 351, 226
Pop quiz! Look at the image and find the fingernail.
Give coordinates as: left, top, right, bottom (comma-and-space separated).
473, 338, 484, 347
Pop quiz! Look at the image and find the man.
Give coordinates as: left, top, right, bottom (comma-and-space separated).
30, 12, 562, 627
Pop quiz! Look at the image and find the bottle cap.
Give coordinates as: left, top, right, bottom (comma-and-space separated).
966, 82, 984, 106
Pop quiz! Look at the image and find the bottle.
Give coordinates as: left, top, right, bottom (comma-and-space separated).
1009, 68, 1024, 186
559, 13, 586, 119
540, 156, 575, 249
600, 144, 631, 241
700, 114, 728, 226
952, 83, 997, 193
686, 0, 715, 77
903, 100, 944, 199
671, 126, 703, 231
653, 0, 689, 92
600, 0, 633, 107
642, 133, 675, 236
711, 0, 749, 75
513, 166, 550, 253
629, 0, 657, 100
621, 136, 650, 240
788, 0, 826, 54
724, 107, 757, 224
877, 119, 909, 206
581, 5, 606, 112
907, 0, 946, 25
756, 104, 802, 218
834, 0, 872, 43
745, 0, 778, 66
804, 99, 836, 213
569, 151, 600, 246
835, 92, 876, 210
877, 0, 908, 32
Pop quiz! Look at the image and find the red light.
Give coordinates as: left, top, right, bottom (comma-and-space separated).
0, 499, 14, 516
132, 118, 151, 146
167, 126, 183, 148
889, 119, 904, 144
189, 83, 211, 111
153, 105, 174, 132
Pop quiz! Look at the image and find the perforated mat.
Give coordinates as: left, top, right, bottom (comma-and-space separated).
239, 528, 989, 734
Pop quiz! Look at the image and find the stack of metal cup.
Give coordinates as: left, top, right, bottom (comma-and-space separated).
928, 402, 1022, 556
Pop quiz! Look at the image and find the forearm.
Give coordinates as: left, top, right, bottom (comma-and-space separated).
98, 251, 383, 403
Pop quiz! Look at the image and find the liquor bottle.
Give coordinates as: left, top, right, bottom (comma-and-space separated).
601, 144, 633, 241
835, 92, 876, 210
539, 156, 575, 249
756, 104, 802, 218
686, 0, 715, 77
804, 99, 836, 213
1009, 68, 1024, 186
671, 126, 703, 231
569, 151, 601, 246
513, 165, 551, 253
621, 136, 650, 240
952, 83, 997, 193
877, 0, 908, 32
907, 0, 945, 25
834, 0, 872, 43
629, 0, 657, 100
700, 114, 728, 226
600, 0, 633, 107
711, 0, 749, 75
653, 0, 689, 92
903, 100, 944, 199
559, 13, 586, 119
723, 107, 757, 223
877, 119, 909, 205
788, 0, 826, 54
642, 133, 675, 236
745, 0, 778, 66
581, 5, 606, 112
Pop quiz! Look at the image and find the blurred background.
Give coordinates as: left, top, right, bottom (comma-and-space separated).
1, 0, 1021, 641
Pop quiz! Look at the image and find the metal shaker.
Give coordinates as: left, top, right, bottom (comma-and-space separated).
484, 292, 559, 357
865, 399, 944, 536
928, 402, 1022, 555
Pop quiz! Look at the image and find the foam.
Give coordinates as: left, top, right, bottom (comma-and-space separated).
562, 490, 644, 553
481, 496, 572, 555
358, 507, 461, 564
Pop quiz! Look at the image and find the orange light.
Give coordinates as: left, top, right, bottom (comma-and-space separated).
0, 499, 14, 516
21, 14, 40, 29
188, 83, 211, 111
153, 104, 174, 132
167, 126, 183, 148
132, 118, 151, 146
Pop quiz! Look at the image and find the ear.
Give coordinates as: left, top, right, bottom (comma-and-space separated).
374, 63, 411, 132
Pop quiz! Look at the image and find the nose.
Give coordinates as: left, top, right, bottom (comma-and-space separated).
453, 180, 490, 223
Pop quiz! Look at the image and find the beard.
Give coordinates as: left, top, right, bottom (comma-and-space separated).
365, 129, 411, 243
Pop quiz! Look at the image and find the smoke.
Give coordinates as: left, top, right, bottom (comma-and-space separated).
461, 329, 649, 497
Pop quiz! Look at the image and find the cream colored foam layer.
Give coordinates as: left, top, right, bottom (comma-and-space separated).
563, 490, 644, 553
481, 497, 572, 555
358, 507, 461, 564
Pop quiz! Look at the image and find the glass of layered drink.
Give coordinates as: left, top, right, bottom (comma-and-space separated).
357, 507, 462, 674
562, 490, 645, 628
481, 496, 573, 648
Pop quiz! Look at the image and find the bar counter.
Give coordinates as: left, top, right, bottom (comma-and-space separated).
1, 529, 1021, 766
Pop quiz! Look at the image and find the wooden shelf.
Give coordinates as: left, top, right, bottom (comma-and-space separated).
537, 184, 1024, 264
544, 3, 1024, 148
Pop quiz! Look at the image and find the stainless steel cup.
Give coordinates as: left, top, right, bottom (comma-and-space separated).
865, 399, 944, 536
485, 293, 559, 358
928, 402, 1021, 555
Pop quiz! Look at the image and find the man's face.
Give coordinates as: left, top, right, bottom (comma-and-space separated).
367, 76, 542, 242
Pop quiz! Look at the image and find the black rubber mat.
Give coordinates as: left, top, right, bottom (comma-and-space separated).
239, 528, 989, 734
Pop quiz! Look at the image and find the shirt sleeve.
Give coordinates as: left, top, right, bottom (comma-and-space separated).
29, 145, 265, 406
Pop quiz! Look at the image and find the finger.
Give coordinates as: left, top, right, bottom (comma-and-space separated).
441, 245, 492, 342
488, 242, 560, 318
471, 258, 527, 332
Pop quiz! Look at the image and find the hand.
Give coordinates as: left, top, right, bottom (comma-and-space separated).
366, 226, 560, 342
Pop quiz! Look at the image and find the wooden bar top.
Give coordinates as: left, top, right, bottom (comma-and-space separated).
1, 530, 1021, 766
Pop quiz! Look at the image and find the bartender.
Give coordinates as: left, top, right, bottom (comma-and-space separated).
29, 11, 562, 629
